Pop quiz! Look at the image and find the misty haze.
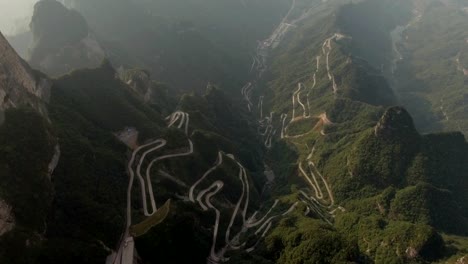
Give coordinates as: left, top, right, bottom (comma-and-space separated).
0, 0, 467, 263
0, 0, 38, 35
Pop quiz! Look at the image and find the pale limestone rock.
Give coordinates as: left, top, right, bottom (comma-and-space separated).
0, 31, 50, 125
457, 256, 467, 264
405, 247, 418, 259
47, 144, 61, 179
0, 199, 15, 236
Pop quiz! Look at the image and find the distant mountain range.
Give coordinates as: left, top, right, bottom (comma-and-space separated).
0, 0, 467, 263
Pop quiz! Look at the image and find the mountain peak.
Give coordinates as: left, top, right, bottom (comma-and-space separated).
374, 106, 418, 139
29, 0, 104, 76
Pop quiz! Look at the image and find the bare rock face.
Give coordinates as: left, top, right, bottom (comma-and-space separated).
47, 144, 61, 179
0, 199, 15, 236
114, 127, 139, 150
0, 31, 50, 125
405, 247, 418, 259
457, 256, 467, 264
118, 68, 175, 113
374, 106, 418, 140
0, 33, 36, 95
119, 69, 152, 102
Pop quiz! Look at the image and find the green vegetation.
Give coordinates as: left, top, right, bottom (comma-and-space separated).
0, 108, 54, 230
0, 108, 55, 264
38, 64, 267, 263
44, 102, 128, 263
264, 215, 359, 263
51, 61, 164, 139
136, 202, 211, 264
254, 0, 468, 262
389, 183, 466, 234
1, 0, 468, 263
348, 107, 421, 188
441, 234, 468, 263
180, 86, 265, 173
287, 117, 320, 136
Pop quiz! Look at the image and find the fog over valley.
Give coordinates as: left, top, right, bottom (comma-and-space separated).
0, 1, 467, 264
0, 0, 38, 35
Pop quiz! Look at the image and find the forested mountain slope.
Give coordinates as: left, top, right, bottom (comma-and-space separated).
0, 0, 467, 263
1, 32, 279, 263
237, 0, 468, 262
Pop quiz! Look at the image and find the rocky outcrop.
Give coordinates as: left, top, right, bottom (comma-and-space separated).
0, 199, 15, 236
115, 127, 139, 150
29, 0, 105, 76
457, 256, 467, 264
0, 31, 51, 125
405, 247, 418, 259
118, 68, 176, 114
119, 69, 152, 103
47, 144, 61, 179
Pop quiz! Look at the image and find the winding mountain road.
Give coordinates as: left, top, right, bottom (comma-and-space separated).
189, 151, 299, 263
113, 3, 353, 264
241, 83, 254, 111
258, 96, 264, 119
296, 148, 346, 223
113, 111, 193, 264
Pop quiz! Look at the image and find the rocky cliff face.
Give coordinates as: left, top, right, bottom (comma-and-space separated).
0, 32, 50, 125
119, 69, 152, 102
457, 256, 467, 264
47, 144, 61, 180
29, 0, 105, 76
118, 68, 176, 114
0, 199, 14, 236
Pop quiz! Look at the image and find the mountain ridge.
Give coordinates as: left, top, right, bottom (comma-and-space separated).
0, 0, 467, 263
0, 31, 50, 124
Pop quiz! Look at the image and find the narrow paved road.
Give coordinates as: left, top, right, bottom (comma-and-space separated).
113, 3, 351, 263
189, 150, 301, 263
113, 111, 193, 264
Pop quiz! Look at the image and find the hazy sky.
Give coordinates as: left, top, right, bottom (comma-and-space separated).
0, 0, 38, 35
